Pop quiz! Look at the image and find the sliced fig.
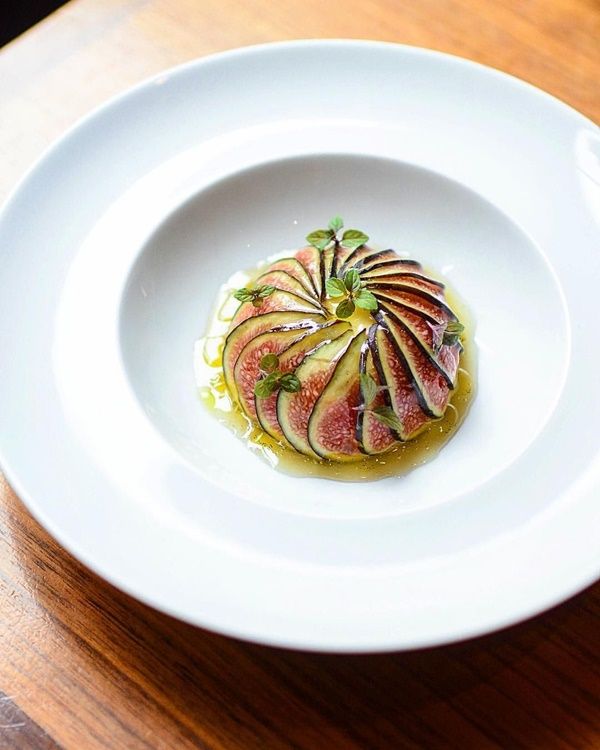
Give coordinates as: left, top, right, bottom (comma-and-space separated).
363, 271, 445, 298
267, 257, 319, 297
253, 270, 322, 306
330, 242, 354, 278
321, 245, 335, 290
353, 249, 401, 272
371, 285, 457, 324
356, 332, 397, 455
229, 289, 321, 331
377, 298, 460, 385
234, 325, 321, 418
255, 321, 351, 443
277, 329, 354, 457
295, 246, 323, 299
223, 311, 323, 398
338, 244, 380, 276
377, 311, 451, 418
371, 323, 431, 440
308, 333, 365, 461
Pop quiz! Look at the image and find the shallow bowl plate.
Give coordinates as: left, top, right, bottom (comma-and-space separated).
1, 41, 599, 652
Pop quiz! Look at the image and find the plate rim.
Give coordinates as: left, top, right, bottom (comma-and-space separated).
1, 39, 599, 653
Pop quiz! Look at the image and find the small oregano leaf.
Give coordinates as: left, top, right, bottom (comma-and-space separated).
306, 229, 334, 251
254, 372, 279, 398
256, 370, 282, 397
344, 268, 361, 293
340, 229, 369, 250
325, 277, 347, 297
370, 406, 402, 432
336, 298, 356, 319
354, 289, 378, 311
257, 284, 277, 298
233, 288, 253, 302
427, 321, 445, 353
279, 373, 301, 393
259, 353, 279, 372
328, 215, 344, 233
442, 321, 465, 346
235, 284, 276, 307
359, 372, 378, 407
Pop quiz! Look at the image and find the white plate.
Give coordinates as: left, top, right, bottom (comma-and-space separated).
1, 41, 599, 652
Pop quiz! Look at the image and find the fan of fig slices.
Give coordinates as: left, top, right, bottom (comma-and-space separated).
222, 218, 464, 463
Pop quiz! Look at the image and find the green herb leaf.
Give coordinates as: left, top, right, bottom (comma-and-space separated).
279, 373, 301, 393
340, 229, 369, 250
370, 406, 402, 432
306, 229, 334, 251
354, 289, 378, 311
360, 372, 378, 407
442, 320, 464, 346
428, 322, 444, 353
254, 371, 280, 398
344, 268, 361, 293
233, 288, 253, 302
234, 284, 276, 307
259, 353, 279, 372
254, 377, 273, 399
336, 298, 356, 319
325, 277, 347, 297
328, 215, 344, 233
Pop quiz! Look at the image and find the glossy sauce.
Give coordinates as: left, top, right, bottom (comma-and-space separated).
195, 255, 476, 482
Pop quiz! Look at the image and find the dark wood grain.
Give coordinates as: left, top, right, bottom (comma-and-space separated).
0, 691, 59, 749
1, 0, 599, 747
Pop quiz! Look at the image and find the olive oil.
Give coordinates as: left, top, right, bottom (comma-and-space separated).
195, 259, 476, 482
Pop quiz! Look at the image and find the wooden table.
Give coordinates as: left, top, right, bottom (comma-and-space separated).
1, 1, 599, 747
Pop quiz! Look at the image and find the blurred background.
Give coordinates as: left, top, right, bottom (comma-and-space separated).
2, 0, 67, 46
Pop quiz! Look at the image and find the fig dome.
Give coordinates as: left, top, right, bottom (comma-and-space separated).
223, 242, 462, 462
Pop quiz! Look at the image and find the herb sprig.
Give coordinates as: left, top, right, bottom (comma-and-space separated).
254, 353, 301, 398
355, 372, 402, 432
234, 284, 277, 308
428, 320, 465, 353
306, 216, 369, 253
325, 268, 378, 319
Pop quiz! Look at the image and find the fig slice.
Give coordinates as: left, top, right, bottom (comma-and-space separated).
330, 242, 354, 278
376, 311, 451, 419
229, 289, 322, 331
352, 249, 401, 272
294, 246, 324, 299
234, 325, 328, 418
253, 270, 322, 306
372, 286, 457, 325
267, 257, 319, 297
363, 270, 445, 298
321, 245, 335, 291
377, 299, 460, 386
307, 333, 366, 461
255, 320, 351, 443
223, 311, 324, 399
356, 330, 397, 455
370, 322, 433, 440
337, 244, 381, 276
277, 329, 354, 457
